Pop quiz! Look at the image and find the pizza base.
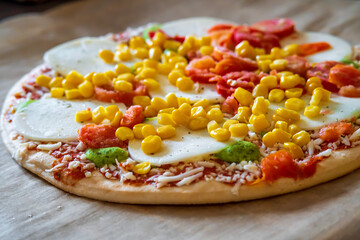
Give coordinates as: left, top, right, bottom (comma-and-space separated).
2, 66, 360, 204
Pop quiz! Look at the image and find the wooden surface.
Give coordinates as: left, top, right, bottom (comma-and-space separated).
1, 0, 360, 239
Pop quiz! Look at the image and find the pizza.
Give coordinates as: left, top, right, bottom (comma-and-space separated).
2, 17, 360, 204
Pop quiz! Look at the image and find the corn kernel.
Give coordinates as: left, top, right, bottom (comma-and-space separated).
310, 87, 331, 106
113, 80, 133, 92
164, 40, 181, 51
284, 142, 304, 159
158, 113, 177, 126
137, 67, 157, 79
62, 79, 76, 90
169, 56, 187, 68
133, 124, 146, 139
210, 128, 231, 142
99, 49, 114, 63
157, 125, 176, 139
283, 44, 299, 56
177, 97, 190, 106
275, 121, 288, 131
172, 109, 190, 126
176, 77, 194, 91
159, 107, 175, 114
165, 93, 178, 108
78, 81, 94, 98
92, 106, 106, 124
292, 130, 310, 146
116, 127, 134, 141
304, 105, 320, 118
270, 47, 284, 59
104, 70, 117, 80
256, 54, 273, 61
207, 108, 223, 123
252, 84, 269, 98
252, 97, 270, 115
50, 88, 65, 98
49, 77, 63, 88
268, 89, 285, 103
133, 95, 151, 108
75, 110, 92, 123
199, 45, 214, 56
234, 87, 253, 106
105, 105, 119, 120
143, 59, 158, 69
92, 73, 110, 86
280, 74, 301, 89
285, 88, 303, 98
65, 89, 82, 100
235, 107, 251, 123
229, 123, 249, 137
115, 63, 132, 75
116, 73, 135, 83
177, 43, 192, 56
152, 31, 167, 47
141, 135, 162, 155
306, 82, 322, 94
178, 103, 192, 115
66, 71, 84, 86
134, 48, 149, 59
143, 106, 157, 117
183, 36, 196, 49
235, 41, 256, 59
158, 63, 172, 75
262, 132, 277, 147
151, 97, 168, 112
257, 60, 272, 72
288, 124, 301, 135
141, 124, 157, 138
269, 59, 288, 71
189, 117, 208, 130
191, 106, 207, 119
142, 78, 160, 91
133, 161, 151, 175
255, 48, 266, 56
36, 75, 51, 88
250, 114, 270, 133
272, 128, 292, 143
223, 119, 239, 130
111, 111, 123, 127
199, 36, 212, 46
260, 75, 277, 89
129, 36, 147, 49
207, 120, 219, 134
275, 107, 300, 123
117, 48, 132, 61
285, 98, 305, 111
168, 70, 184, 85
149, 46, 162, 61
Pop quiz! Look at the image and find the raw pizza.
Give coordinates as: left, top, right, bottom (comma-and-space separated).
2, 17, 360, 204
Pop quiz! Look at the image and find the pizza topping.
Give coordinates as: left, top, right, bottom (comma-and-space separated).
250, 18, 295, 39
319, 122, 354, 142
85, 147, 128, 167
78, 124, 126, 148
214, 141, 260, 163
298, 42, 332, 57
261, 150, 298, 182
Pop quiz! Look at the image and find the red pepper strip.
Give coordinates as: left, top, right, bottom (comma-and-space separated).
298, 42, 332, 56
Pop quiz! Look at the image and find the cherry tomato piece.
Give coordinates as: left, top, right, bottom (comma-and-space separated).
250, 18, 295, 38
319, 122, 354, 142
261, 150, 298, 182
120, 105, 145, 129
78, 124, 125, 149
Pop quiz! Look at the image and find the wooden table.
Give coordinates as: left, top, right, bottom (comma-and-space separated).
1, 0, 360, 239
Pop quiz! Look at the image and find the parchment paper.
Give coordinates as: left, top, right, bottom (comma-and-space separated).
1, 0, 360, 239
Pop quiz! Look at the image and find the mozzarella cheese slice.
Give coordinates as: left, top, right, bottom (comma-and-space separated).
44, 37, 138, 76
280, 32, 352, 63
128, 119, 237, 166
13, 97, 126, 141
268, 94, 360, 130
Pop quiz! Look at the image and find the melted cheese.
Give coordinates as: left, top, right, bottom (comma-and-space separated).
13, 97, 126, 141
280, 32, 352, 63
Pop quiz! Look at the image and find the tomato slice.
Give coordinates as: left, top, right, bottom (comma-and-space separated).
211, 56, 258, 75
261, 150, 298, 182
120, 105, 145, 129
215, 71, 258, 98
306, 61, 341, 92
186, 56, 218, 83
250, 18, 295, 38
78, 124, 125, 149
339, 85, 360, 98
221, 95, 239, 115
319, 122, 354, 142
329, 64, 360, 88
298, 42, 332, 56
284, 55, 310, 77
297, 155, 322, 179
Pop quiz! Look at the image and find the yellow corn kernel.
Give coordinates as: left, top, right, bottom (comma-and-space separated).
292, 130, 310, 147
199, 46, 214, 56
115, 63, 132, 75
152, 31, 167, 47
177, 97, 190, 106
134, 48, 149, 59
116, 73, 135, 83
285, 88, 303, 98
250, 114, 270, 133
133, 161, 151, 174
105, 105, 119, 120
270, 47, 284, 59
192, 99, 210, 109
205, 104, 220, 112
66, 71, 84, 86
283, 44, 299, 56
272, 128, 292, 143
252, 97, 270, 115
75, 110, 92, 123
49, 77, 63, 88
143, 59, 158, 69
235, 41, 256, 59
199, 36, 211, 46
284, 142, 304, 159
137, 67, 157, 79
50, 88, 65, 98
116, 127, 134, 141
277, 71, 293, 78
305, 77, 323, 93
260, 75, 277, 89
257, 60, 272, 72
256, 54, 273, 61
158, 63, 172, 75
133, 124, 146, 139
275, 108, 301, 123
62, 79, 76, 90
234, 87, 253, 106
92, 106, 106, 124
252, 84, 269, 98
159, 107, 175, 114
117, 48, 132, 61
177, 43, 192, 56
304, 105, 320, 119
189, 117, 209, 130
148, 46, 162, 61
268, 89, 285, 103
255, 48, 266, 56
92, 73, 110, 86
164, 40, 181, 51
168, 70, 184, 85
310, 87, 331, 106
141, 135, 162, 155
207, 120, 219, 134
269, 59, 288, 71
132, 95, 151, 108
84, 72, 94, 82
285, 98, 305, 111
172, 109, 190, 126
236, 107, 251, 123
111, 111, 123, 127
191, 106, 207, 119
210, 128, 231, 142
113, 80, 133, 92
288, 124, 301, 135
222, 119, 239, 130
168, 56, 187, 68
178, 103, 192, 115
262, 132, 277, 147
143, 106, 157, 117
183, 36, 196, 48
280, 74, 301, 89
36, 75, 52, 88
165, 93, 178, 108
158, 113, 177, 126
78, 81, 94, 98
65, 89, 82, 100
207, 108, 223, 123
104, 71, 117, 80
141, 124, 157, 138
142, 78, 160, 91
275, 121, 288, 131
176, 77, 194, 91
229, 123, 249, 137
98, 49, 114, 63
157, 125, 176, 139
129, 36, 147, 49
151, 97, 168, 112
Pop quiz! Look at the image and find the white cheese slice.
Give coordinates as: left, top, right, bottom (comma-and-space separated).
280, 32, 352, 63
149, 75, 224, 103
268, 94, 360, 130
44, 37, 138, 76
128, 119, 236, 166
13, 98, 126, 141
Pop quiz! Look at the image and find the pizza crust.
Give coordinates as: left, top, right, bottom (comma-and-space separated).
2, 66, 360, 204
